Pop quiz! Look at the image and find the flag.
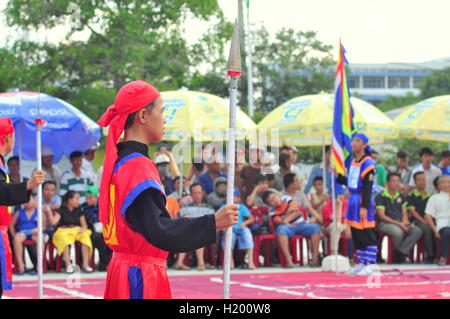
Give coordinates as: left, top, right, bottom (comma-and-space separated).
246, 0, 250, 9
332, 41, 355, 175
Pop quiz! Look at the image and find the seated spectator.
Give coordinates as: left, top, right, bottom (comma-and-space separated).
240, 146, 265, 202
155, 144, 181, 178
82, 144, 99, 185
281, 146, 305, 188
42, 181, 61, 241
207, 177, 227, 210
60, 151, 95, 204
424, 175, 450, 266
34, 146, 62, 191
81, 186, 112, 269
8, 156, 28, 212
388, 150, 413, 194
409, 147, 442, 195
438, 150, 450, 176
309, 176, 330, 214
321, 196, 353, 258
186, 157, 205, 185
9, 196, 45, 275
376, 172, 423, 263
220, 189, 255, 269
262, 189, 321, 268
168, 176, 192, 205
283, 173, 323, 225
174, 184, 215, 270
198, 156, 226, 195
371, 150, 387, 188
274, 153, 292, 191
52, 191, 93, 273
407, 171, 435, 263
155, 154, 175, 195
245, 175, 270, 208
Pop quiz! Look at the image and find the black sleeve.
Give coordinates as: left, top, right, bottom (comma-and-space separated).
361, 170, 375, 209
125, 188, 216, 253
0, 181, 31, 206
336, 174, 347, 186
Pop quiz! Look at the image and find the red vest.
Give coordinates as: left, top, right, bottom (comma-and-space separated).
103, 152, 171, 299
0, 163, 13, 291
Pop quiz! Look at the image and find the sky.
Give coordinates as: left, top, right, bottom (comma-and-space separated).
1, 0, 449, 64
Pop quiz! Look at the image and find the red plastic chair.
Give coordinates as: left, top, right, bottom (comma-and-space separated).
251, 206, 278, 268
435, 239, 450, 265
13, 240, 47, 274
378, 231, 415, 264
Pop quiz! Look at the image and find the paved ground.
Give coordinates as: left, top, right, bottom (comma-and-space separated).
4, 264, 450, 299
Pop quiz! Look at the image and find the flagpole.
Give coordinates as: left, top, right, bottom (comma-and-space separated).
36, 90, 44, 299
245, 0, 254, 118
223, 20, 241, 300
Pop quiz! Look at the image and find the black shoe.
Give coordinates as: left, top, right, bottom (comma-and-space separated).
393, 250, 406, 264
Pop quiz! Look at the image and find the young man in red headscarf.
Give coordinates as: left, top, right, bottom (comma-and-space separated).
0, 117, 46, 297
98, 80, 239, 299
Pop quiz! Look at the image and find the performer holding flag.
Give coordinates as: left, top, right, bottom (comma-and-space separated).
0, 117, 46, 297
98, 80, 239, 299
332, 42, 377, 276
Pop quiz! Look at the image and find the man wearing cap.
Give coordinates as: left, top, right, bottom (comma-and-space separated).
97, 80, 238, 299
33, 145, 62, 191
154, 154, 175, 195
0, 117, 45, 297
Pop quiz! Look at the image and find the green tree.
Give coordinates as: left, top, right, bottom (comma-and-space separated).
377, 92, 422, 112
418, 67, 450, 99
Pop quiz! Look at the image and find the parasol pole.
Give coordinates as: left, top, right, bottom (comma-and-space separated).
223, 19, 241, 299
35, 89, 44, 298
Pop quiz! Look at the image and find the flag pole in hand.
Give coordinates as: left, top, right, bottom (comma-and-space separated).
223, 19, 241, 299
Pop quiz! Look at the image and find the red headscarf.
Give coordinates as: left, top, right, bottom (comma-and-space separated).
97, 80, 160, 224
0, 117, 15, 154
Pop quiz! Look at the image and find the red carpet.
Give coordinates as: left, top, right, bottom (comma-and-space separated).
4, 268, 450, 299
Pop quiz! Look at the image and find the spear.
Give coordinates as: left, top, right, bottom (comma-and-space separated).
34, 90, 45, 299
223, 19, 241, 299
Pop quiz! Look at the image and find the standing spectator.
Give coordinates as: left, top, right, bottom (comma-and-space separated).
174, 184, 215, 270
274, 153, 292, 192
42, 181, 61, 241
409, 147, 442, 195
155, 154, 175, 195
9, 196, 45, 275
281, 146, 305, 188
424, 175, 450, 266
305, 145, 333, 195
371, 150, 387, 188
376, 172, 423, 263
81, 186, 112, 269
388, 150, 413, 194
239, 145, 265, 203
438, 150, 450, 176
59, 151, 95, 204
34, 146, 62, 191
246, 175, 270, 208
52, 191, 93, 273
283, 173, 323, 225
198, 156, 226, 195
186, 157, 205, 185
220, 189, 256, 269
407, 171, 435, 263
263, 189, 321, 267
309, 176, 330, 214
82, 145, 99, 185
7, 156, 27, 184
207, 177, 228, 210
155, 144, 181, 178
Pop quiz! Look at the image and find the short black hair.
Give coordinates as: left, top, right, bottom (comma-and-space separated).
397, 150, 408, 159
387, 172, 401, 182
325, 145, 331, 153
281, 146, 292, 152
124, 100, 158, 130
70, 151, 83, 160
253, 174, 268, 185
283, 173, 297, 189
313, 176, 324, 184
371, 150, 379, 155
43, 181, 57, 189
419, 147, 434, 157
173, 176, 185, 183
413, 171, 425, 181
279, 152, 291, 169
441, 150, 450, 159
7, 156, 19, 166
189, 183, 203, 193
158, 144, 170, 152
262, 189, 277, 205
433, 176, 441, 190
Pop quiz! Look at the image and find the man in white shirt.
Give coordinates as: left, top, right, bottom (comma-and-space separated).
34, 146, 62, 191
409, 147, 442, 195
424, 175, 450, 266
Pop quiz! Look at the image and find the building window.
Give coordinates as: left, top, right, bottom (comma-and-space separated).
347, 76, 360, 88
363, 76, 385, 89
413, 76, 424, 88
388, 76, 410, 89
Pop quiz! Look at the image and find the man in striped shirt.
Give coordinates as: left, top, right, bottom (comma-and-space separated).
59, 151, 95, 204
